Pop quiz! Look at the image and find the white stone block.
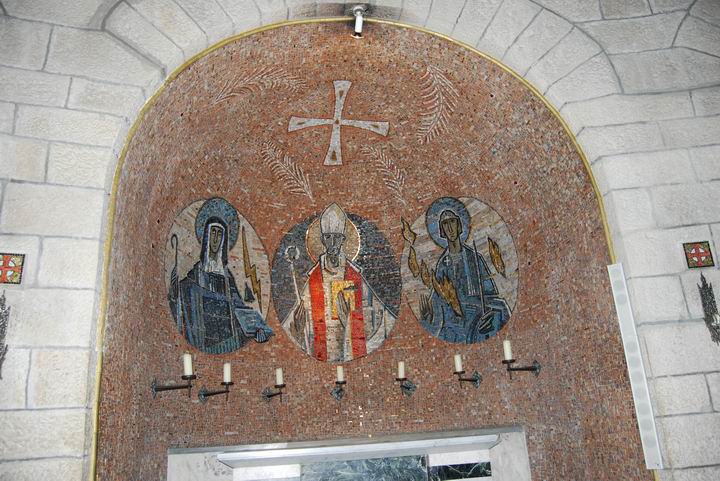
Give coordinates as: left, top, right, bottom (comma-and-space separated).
641, 322, 720, 377
452, 0, 502, 47
315, 0, 342, 16
15, 105, 122, 147
561, 92, 693, 130
611, 48, 720, 94
0, 134, 47, 182
0, 101, 14, 133
581, 12, 684, 55
175, 0, 235, 44
659, 413, 720, 468
661, 115, 720, 149
128, 0, 207, 57
0, 459, 83, 481
399, 0, 432, 24
0, 409, 85, 458
1, 183, 104, 238
67, 78, 145, 119
46, 27, 161, 89
286, 0, 315, 19
503, 10, 572, 76
0, 17, 51, 70
689, 145, 720, 181
425, 0, 465, 33
676, 16, 720, 58
2, 0, 102, 27
0, 67, 70, 107
628, 275, 688, 323
105, 2, 185, 74
525, 28, 600, 93
476, 0, 540, 60
8, 288, 94, 347
370, 0, 404, 21
650, 0, 693, 13
600, 0, 651, 18
597, 150, 695, 191
0, 235, 40, 285
622, 225, 711, 277
28, 349, 89, 408
708, 373, 720, 411
680, 269, 720, 320
652, 375, 712, 416
253, 0, 288, 24
652, 183, 720, 228
692, 86, 720, 116
577, 123, 664, 161
0, 348, 29, 409
38, 238, 100, 289
673, 466, 720, 481
605, 188, 656, 233
217, 0, 262, 31
545, 55, 620, 105
534, 0, 602, 22
47, 142, 113, 189
691, 0, 720, 27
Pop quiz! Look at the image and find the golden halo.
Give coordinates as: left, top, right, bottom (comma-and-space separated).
305, 216, 361, 263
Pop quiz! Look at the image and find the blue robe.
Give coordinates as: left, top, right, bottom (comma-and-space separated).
423, 244, 509, 343
171, 262, 273, 353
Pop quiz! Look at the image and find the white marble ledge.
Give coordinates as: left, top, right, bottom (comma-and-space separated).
217, 432, 499, 468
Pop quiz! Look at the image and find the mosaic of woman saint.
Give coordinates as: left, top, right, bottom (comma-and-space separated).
402, 197, 518, 344
272, 203, 400, 362
166, 198, 273, 354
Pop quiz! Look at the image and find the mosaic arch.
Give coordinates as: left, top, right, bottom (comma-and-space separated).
98, 20, 644, 481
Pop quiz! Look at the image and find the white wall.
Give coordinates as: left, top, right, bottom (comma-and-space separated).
0, 1, 719, 480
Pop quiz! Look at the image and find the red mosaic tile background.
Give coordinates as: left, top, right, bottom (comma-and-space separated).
96, 22, 649, 481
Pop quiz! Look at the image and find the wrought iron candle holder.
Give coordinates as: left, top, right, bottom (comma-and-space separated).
262, 383, 286, 402
502, 359, 541, 379
396, 377, 417, 397
150, 374, 196, 399
198, 382, 233, 403
331, 380, 347, 401
454, 370, 482, 388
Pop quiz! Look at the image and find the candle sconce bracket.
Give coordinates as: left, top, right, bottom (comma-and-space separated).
454, 370, 482, 388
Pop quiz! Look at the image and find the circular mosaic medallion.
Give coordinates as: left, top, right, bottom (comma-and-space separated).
401, 196, 518, 343
271, 203, 401, 363
164, 198, 273, 354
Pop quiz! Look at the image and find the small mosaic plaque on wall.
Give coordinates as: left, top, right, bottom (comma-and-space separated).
683, 241, 715, 268
0, 253, 25, 285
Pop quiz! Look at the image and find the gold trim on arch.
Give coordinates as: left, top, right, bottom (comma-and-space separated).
89, 17, 616, 480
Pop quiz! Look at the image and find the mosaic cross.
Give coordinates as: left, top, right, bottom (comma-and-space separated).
684, 241, 715, 268
0, 254, 24, 285
288, 80, 389, 166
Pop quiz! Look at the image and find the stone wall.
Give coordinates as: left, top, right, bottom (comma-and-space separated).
0, 1, 718, 480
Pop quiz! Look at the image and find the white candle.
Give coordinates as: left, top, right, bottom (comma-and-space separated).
182, 353, 193, 376
453, 354, 463, 373
397, 361, 405, 379
275, 367, 284, 386
336, 365, 345, 382
503, 340, 513, 361
223, 362, 231, 383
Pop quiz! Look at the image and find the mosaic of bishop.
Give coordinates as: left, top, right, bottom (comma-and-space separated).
283, 203, 397, 362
